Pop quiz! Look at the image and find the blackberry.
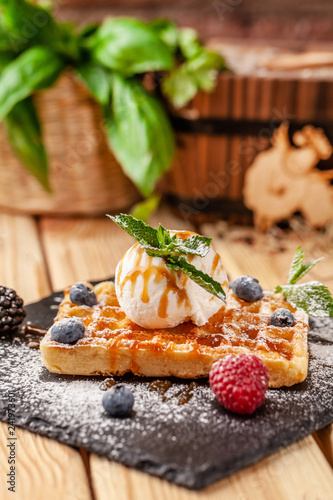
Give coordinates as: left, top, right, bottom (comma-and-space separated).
0, 286, 26, 332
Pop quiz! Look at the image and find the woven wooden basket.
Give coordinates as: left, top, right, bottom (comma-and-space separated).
0, 71, 140, 215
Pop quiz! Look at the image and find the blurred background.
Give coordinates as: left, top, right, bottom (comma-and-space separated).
0, 0, 333, 229
58, 0, 333, 43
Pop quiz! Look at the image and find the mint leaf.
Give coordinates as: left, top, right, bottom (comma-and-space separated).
157, 224, 172, 246
86, 18, 173, 76
288, 246, 322, 285
165, 256, 226, 302
108, 213, 225, 301
104, 73, 174, 197
107, 214, 160, 249
171, 235, 212, 257
276, 282, 333, 317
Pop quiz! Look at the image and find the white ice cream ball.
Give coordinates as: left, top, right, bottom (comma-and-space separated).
115, 231, 228, 329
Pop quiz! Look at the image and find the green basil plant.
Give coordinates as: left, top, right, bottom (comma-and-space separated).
0, 0, 227, 216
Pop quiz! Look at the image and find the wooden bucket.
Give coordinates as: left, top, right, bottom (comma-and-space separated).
0, 72, 140, 215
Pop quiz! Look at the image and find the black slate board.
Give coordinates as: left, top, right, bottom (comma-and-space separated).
0, 283, 333, 490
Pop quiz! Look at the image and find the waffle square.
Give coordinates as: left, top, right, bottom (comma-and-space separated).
40, 281, 309, 387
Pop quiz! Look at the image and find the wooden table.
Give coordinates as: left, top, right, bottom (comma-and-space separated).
1, 206, 333, 500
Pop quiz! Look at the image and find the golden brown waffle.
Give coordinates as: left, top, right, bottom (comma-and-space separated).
40, 281, 309, 388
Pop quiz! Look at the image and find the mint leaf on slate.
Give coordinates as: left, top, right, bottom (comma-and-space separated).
288, 246, 323, 285
276, 246, 332, 317
276, 282, 333, 318
108, 213, 225, 301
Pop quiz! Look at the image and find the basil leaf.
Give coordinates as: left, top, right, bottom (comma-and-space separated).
165, 256, 226, 302
149, 19, 178, 52
104, 73, 174, 197
287, 246, 322, 285
0, 0, 79, 59
0, 51, 14, 70
131, 194, 161, 222
187, 50, 226, 90
76, 62, 111, 105
162, 49, 226, 108
4, 98, 50, 191
0, 46, 64, 120
276, 282, 333, 317
162, 66, 197, 108
78, 23, 99, 40
178, 28, 201, 59
87, 18, 174, 75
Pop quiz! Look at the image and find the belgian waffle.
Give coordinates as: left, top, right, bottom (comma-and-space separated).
40, 281, 309, 388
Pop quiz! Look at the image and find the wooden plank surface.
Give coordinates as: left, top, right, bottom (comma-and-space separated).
40, 208, 333, 500
0, 213, 91, 500
90, 436, 333, 500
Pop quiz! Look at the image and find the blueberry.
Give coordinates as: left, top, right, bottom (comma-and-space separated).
50, 318, 85, 344
69, 283, 97, 307
231, 276, 263, 302
270, 309, 295, 328
102, 384, 134, 417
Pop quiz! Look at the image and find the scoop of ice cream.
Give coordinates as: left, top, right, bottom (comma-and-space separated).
115, 230, 228, 329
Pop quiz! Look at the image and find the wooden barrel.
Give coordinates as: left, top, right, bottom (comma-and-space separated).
162, 65, 333, 222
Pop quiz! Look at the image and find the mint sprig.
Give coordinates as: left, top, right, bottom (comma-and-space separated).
108, 214, 225, 301
275, 247, 333, 317
287, 246, 323, 285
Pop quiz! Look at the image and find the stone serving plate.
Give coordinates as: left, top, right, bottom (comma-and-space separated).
0, 281, 332, 489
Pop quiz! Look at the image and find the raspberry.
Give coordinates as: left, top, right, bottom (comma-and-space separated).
209, 354, 269, 414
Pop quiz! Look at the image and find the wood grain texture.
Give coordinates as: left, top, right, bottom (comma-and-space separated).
0, 213, 91, 500
315, 426, 333, 468
0, 213, 50, 304
40, 207, 333, 499
201, 221, 333, 291
39, 216, 134, 290
0, 425, 91, 500
90, 436, 333, 500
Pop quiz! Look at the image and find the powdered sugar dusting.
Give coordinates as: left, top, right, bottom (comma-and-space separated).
0, 312, 333, 488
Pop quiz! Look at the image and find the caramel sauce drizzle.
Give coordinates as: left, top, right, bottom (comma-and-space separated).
120, 243, 191, 318
118, 232, 227, 320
